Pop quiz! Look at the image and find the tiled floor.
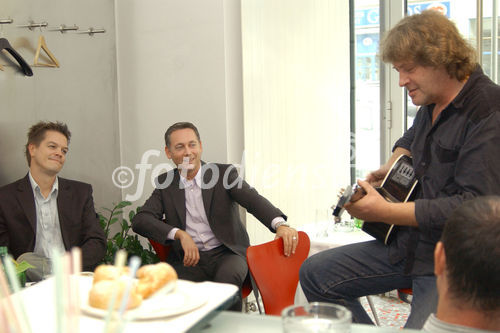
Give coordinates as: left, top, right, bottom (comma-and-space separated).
361, 294, 410, 328
245, 293, 411, 328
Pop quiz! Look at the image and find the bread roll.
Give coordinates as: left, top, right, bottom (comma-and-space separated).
92, 265, 129, 284
88, 278, 143, 310
136, 262, 178, 299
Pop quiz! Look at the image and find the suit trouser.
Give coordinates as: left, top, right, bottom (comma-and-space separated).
299, 240, 437, 329
171, 245, 248, 311
17, 252, 52, 282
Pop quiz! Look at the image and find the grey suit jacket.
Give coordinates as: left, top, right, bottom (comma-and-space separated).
132, 163, 286, 260
0, 174, 106, 271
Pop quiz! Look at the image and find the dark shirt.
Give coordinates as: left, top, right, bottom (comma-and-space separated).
391, 66, 500, 275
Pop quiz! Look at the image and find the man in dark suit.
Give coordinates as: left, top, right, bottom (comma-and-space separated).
0, 121, 106, 279
132, 122, 298, 311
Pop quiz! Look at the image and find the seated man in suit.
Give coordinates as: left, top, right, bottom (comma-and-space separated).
423, 196, 500, 332
132, 121, 299, 311
0, 121, 106, 280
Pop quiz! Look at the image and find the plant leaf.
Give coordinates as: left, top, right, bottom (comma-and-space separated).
15, 260, 36, 274
116, 201, 132, 209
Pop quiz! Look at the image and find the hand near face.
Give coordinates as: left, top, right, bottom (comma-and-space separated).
175, 230, 200, 266
275, 226, 299, 257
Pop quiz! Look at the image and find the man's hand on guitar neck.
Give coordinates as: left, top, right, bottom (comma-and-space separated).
345, 179, 418, 227
345, 179, 388, 221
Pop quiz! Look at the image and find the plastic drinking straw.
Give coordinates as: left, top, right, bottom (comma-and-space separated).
114, 250, 127, 268
3, 255, 31, 333
103, 249, 127, 333
52, 248, 65, 333
113, 256, 141, 333
0, 262, 23, 333
117, 256, 140, 316
62, 253, 73, 333
0, 299, 10, 333
70, 248, 81, 333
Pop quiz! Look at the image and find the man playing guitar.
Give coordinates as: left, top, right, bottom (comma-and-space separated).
299, 10, 500, 329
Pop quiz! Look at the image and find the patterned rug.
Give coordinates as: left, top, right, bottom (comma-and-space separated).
361, 294, 410, 328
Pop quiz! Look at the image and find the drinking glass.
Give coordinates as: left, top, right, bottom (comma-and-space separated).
282, 302, 352, 333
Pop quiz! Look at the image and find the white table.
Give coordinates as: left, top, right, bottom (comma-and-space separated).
295, 225, 375, 305
17, 275, 238, 333
191, 311, 419, 333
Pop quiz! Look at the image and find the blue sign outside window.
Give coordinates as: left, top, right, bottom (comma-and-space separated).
355, 1, 451, 27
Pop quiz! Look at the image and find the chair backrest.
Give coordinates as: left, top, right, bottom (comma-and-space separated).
246, 231, 310, 315
148, 239, 171, 262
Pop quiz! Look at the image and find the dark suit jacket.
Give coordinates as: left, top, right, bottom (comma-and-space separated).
0, 174, 106, 271
132, 163, 286, 261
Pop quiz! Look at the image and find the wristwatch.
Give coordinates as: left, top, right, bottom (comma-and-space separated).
275, 221, 290, 230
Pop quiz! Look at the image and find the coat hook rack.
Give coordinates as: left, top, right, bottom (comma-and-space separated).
49, 24, 79, 33
77, 27, 106, 36
17, 21, 48, 30
0, 18, 14, 24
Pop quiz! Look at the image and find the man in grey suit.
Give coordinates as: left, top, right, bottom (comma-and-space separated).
132, 122, 298, 311
0, 121, 106, 279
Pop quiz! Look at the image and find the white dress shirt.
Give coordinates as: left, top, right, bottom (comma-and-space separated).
29, 172, 65, 259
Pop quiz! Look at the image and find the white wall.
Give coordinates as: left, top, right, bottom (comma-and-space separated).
115, 0, 244, 209
0, 0, 121, 211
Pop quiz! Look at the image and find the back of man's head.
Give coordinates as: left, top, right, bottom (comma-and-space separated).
381, 9, 476, 81
441, 196, 500, 315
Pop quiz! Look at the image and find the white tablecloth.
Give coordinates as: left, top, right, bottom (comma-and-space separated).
17, 275, 238, 333
193, 311, 420, 333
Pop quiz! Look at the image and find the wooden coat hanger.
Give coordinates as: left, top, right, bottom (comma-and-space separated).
0, 37, 33, 76
33, 35, 59, 67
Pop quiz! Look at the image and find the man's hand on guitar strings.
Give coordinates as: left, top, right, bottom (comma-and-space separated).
345, 179, 389, 222
365, 164, 390, 187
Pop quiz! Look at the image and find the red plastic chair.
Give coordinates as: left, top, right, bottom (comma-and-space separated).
149, 238, 171, 261
398, 288, 413, 304
246, 231, 311, 315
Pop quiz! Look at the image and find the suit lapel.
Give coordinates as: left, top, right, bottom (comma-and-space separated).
201, 164, 215, 219
16, 175, 37, 233
56, 178, 71, 250
171, 171, 187, 228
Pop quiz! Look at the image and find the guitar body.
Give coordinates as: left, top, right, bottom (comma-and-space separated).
332, 154, 418, 245
361, 155, 418, 245
361, 222, 397, 245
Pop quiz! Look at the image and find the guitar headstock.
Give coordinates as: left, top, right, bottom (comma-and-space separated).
331, 184, 368, 222
331, 185, 353, 222
350, 184, 367, 203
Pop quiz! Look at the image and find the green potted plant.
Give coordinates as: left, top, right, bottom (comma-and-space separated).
98, 201, 159, 265
14, 259, 34, 287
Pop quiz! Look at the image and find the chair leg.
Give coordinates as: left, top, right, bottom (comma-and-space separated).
249, 274, 263, 314
366, 296, 380, 326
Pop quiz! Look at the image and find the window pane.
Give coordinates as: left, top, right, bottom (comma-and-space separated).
353, 0, 381, 180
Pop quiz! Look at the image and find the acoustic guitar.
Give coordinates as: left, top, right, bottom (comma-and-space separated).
332, 154, 418, 245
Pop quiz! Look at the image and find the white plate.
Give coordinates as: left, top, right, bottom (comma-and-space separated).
80, 277, 207, 320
